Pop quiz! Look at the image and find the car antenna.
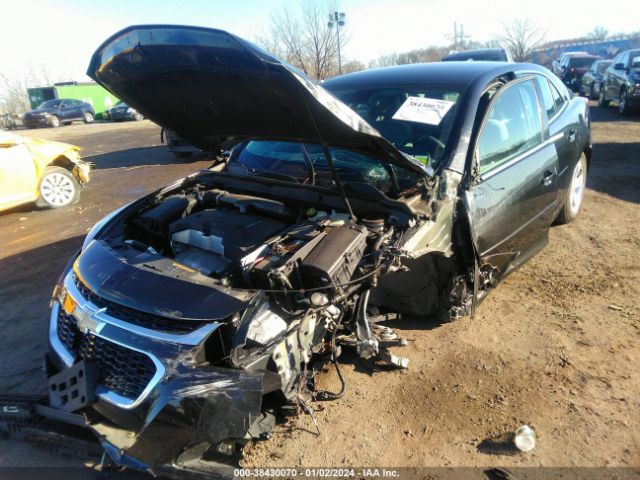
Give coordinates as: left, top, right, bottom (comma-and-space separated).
300, 93, 357, 223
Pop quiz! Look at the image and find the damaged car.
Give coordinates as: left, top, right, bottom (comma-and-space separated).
0, 131, 92, 211
44, 25, 591, 474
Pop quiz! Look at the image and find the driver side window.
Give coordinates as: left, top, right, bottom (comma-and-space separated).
477, 80, 543, 175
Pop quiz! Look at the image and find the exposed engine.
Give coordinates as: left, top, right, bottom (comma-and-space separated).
124, 188, 381, 308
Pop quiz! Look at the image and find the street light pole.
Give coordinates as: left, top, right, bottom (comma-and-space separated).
328, 11, 346, 75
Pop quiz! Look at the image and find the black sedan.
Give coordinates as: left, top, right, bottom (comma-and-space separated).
45, 25, 591, 475
579, 59, 612, 99
22, 98, 95, 128
599, 48, 640, 114
106, 101, 144, 121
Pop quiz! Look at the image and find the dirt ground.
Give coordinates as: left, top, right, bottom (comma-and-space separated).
0, 106, 639, 470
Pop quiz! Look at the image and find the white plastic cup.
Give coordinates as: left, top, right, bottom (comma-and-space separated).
514, 425, 536, 452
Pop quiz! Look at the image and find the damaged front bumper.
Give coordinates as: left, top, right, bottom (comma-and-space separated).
47, 269, 315, 470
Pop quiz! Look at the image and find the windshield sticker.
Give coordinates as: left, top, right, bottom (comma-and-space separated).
392, 96, 455, 125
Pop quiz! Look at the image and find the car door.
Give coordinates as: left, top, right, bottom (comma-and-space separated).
0, 135, 39, 209
71, 99, 85, 119
609, 52, 628, 99
464, 78, 559, 277
536, 75, 578, 189
58, 100, 72, 121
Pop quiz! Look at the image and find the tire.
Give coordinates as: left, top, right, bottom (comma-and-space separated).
598, 87, 609, 107
83, 112, 94, 124
618, 88, 630, 115
48, 115, 60, 128
556, 154, 587, 225
35, 167, 80, 209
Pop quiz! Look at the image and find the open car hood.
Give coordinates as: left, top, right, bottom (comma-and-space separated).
87, 25, 426, 175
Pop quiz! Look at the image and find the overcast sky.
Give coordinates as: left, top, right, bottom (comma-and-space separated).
0, 0, 637, 86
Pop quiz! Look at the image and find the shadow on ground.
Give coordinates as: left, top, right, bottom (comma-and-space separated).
85, 145, 208, 170
0, 236, 84, 393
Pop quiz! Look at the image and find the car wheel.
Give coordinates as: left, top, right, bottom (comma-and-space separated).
618, 88, 630, 115
48, 115, 60, 128
598, 87, 609, 107
83, 112, 94, 124
36, 167, 80, 208
556, 154, 587, 224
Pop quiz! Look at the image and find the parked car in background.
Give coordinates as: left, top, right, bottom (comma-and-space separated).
557, 53, 600, 91
598, 49, 640, 114
579, 60, 612, 99
105, 101, 144, 121
0, 131, 92, 211
44, 25, 592, 475
0, 113, 21, 130
442, 47, 512, 62
552, 51, 589, 77
22, 99, 95, 128
160, 127, 201, 159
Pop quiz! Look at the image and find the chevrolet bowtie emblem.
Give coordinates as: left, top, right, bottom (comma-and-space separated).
74, 303, 107, 335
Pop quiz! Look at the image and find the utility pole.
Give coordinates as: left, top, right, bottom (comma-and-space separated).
328, 11, 346, 75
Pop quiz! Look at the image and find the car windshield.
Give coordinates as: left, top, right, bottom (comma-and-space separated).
37, 100, 62, 109
327, 85, 465, 167
569, 58, 597, 68
226, 141, 421, 195
597, 62, 611, 74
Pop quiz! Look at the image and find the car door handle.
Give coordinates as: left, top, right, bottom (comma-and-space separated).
542, 169, 556, 186
567, 129, 577, 142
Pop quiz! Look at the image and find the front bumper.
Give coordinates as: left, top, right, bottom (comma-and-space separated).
49, 271, 221, 409
22, 115, 50, 127
47, 270, 265, 468
109, 110, 136, 121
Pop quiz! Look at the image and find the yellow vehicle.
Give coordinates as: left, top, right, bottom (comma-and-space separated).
0, 131, 92, 211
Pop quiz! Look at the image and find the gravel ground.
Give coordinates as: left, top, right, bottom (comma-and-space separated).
0, 106, 638, 471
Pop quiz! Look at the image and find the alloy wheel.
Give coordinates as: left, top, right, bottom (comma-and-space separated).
569, 160, 586, 216
40, 172, 75, 207
619, 90, 628, 114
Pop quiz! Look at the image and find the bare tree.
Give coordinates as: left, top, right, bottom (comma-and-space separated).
257, 0, 347, 79
586, 26, 608, 40
497, 18, 546, 62
341, 59, 365, 74
0, 73, 30, 114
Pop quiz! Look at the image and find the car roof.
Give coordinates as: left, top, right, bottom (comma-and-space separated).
323, 61, 523, 89
442, 48, 506, 60
568, 53, 600, 59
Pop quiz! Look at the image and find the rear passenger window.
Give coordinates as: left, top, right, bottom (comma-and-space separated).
535, 76, 556, 119
477, 80, 543, 174
548, 80, 564, 114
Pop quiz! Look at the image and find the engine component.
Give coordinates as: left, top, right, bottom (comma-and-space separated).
174, 248, 232, 277
133, 196, 193, 237
170, 209, 286, 261
299, 226, 368, 291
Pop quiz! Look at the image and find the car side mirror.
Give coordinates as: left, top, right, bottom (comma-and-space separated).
613, 63, 625, 70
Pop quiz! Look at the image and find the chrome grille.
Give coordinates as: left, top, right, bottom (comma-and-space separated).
56, 309, 156, 400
